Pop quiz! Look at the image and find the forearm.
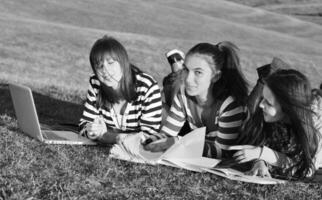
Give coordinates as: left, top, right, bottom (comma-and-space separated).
159, 109, 185, 137
79, 91, 100, 136
259, 146, 294, 168
97, 130, 125, 144
140, 114, 162, 138
204, 137, 238, 159
215, 99, 246, 158
79, 120, 93, 137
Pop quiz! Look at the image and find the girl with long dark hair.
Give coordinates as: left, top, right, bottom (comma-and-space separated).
230, 69, 320, 179
79, 36, 162, 144
145, 41, 248, 159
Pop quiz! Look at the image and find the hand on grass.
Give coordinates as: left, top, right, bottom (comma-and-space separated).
228, 145, 262, 163
143, 137, 177, 152
246, 160, 271, 178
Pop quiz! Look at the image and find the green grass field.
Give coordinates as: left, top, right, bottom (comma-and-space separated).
1, 0, 322, 199
226, 0, 322, 26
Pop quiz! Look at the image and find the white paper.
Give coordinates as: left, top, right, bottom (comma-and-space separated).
109, 127, 287, 184
203, 168, 287, 185
160, 127, 206, 160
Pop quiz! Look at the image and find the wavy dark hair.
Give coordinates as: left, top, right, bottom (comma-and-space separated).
185, 42, 248, 105
239, 69, 319, 179
89, 35, 139, 106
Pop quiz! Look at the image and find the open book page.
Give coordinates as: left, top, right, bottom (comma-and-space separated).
161, 157, 221, 172
158, 127, 220, 170
109, 132, 163, 164
161, 159, 205, 172
203, 168, 287, 185
109, 128, 286, 184
110, 127, 220, 169
167, 157, 220, 169
159, 127, 206, 160
109, 127, 205, 160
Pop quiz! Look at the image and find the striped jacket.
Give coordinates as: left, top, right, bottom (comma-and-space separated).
160, 89, 246, 159
79, 72, 162, 138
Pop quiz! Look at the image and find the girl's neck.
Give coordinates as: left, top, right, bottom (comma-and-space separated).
195, 93, 213, 106
111, 82, 121, 91
195, 84, 214, 106
112, 99, 127, 115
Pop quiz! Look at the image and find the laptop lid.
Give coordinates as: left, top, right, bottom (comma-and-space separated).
9, 83, 97, 145
9, 83, 44, 141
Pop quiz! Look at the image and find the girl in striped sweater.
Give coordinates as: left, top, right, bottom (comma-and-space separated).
79, 36, 162, 144
230, 69, 321, 179
145, 42, 248, 159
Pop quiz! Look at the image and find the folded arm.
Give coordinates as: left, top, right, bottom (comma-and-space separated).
204, 97, 246, 159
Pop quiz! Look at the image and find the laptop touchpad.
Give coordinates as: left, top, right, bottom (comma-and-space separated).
42, 131, 68, 140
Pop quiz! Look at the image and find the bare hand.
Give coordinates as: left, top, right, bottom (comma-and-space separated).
228, 145, 262, 163
245, 160, 271, 178
143, 137, 177, 152
86, 117, 107, 140
141, 135, 160, 146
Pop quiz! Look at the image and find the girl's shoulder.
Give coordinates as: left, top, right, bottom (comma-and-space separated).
219, 95, 246, 114
135, 71, 158, 89
89, 74, 100, 87
312, 92, 322, 134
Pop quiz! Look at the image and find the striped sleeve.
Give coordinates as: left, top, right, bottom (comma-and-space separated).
140, 80, 163, 136
203, 96, 246, 159
79, 76, 100, 137
160, 93, 186, 137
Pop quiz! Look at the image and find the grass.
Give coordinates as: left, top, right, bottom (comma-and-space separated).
1, 0, 322, 199
225, 0, 321, 7
226, 0, 322, 26
1, 86, 322, 200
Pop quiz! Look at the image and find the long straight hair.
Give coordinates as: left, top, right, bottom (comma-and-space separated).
240, 69, 319, 178
185, 42, 248, 105
89, 36, 139, 106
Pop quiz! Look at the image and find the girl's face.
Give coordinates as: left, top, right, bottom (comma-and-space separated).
259, 85, 285, 123
184, 54, 218, 99
95, 55, 123, 89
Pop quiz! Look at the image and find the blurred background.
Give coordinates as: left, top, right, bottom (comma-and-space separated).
0, 0, 321, 95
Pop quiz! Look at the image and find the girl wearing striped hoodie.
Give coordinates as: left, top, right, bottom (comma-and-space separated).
145, 42, 248, 159
79, 36, 162, 144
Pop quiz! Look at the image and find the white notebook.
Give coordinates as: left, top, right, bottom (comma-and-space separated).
109, 127, 286, 184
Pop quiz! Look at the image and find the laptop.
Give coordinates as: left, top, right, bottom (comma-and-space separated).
9, 83, 96, 145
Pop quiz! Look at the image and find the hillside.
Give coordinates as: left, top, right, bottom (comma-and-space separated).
2, 1, 322, 199
262, 3, 322, 26
225, 0, 322, 25
0, 0, 322, 90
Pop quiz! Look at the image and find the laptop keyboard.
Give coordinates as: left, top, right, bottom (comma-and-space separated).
42, 131, 68, 140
